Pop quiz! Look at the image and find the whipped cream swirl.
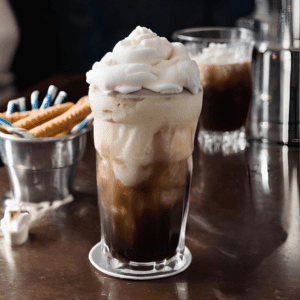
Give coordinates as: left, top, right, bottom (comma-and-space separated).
86, 26, 200, 94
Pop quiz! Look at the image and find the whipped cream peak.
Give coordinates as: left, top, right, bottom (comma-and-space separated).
86, 26, 200, 95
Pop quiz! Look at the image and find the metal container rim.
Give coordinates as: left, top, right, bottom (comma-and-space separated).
0, 124, 92, 144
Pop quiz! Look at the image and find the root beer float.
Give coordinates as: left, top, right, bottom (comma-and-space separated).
87, 26, 203, 279
193, 43, 252, 132
173, 27, 254, 146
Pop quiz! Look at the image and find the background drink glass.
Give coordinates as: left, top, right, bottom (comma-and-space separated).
173, 27, 254, 146
88, 89, 202, 280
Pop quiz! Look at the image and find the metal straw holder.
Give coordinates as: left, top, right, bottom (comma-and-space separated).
0, 127, 90, 205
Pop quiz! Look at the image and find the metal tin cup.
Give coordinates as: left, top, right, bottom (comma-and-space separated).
0, 127, 90, 205
173, 27, 254, 147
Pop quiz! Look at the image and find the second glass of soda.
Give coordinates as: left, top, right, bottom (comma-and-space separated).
173, 27, 254, 147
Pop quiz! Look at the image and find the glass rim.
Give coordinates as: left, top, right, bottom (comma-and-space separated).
93, 88, 201, 99
172, 26, 254, 43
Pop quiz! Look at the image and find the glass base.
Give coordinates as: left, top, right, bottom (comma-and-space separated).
89, 241, 192, 280
198, 126, 247, 154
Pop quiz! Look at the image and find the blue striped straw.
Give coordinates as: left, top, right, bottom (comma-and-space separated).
17, 97, 26, 112
7, 97, 27, 115
69, 113, 94, 134
6, 99, 18, 115
31, 91, 40, 110
53, 91, 67, 106
40, 85, 58, 110
0, 117, 14, 127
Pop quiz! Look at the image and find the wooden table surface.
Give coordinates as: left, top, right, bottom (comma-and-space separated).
0, 75, 299, 300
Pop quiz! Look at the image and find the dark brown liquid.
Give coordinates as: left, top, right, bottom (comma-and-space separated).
199, 62, 252, 132
97, 151, 191, 263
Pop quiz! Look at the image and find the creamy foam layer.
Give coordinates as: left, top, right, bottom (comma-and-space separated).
94, 120, 197, 187
197, 62, 251, 88
90, 89, 202, 186
89, 86, 202, 124
86, 26, 200, 95
190, 42, 252, 65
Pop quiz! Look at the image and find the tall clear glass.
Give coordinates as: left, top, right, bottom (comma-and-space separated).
173, 27, 254, 147
88, 89, 202, 280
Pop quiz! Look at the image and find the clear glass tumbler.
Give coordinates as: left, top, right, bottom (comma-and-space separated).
88, 88, 202, 280
173, 27, 254, 147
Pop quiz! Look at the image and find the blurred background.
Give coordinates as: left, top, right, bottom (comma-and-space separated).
3, 0, 254, 99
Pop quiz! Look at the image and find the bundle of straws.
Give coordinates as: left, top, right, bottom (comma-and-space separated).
0, 85, 93, 137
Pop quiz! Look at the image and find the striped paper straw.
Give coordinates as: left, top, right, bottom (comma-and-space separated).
69, 113, 94, 134
31, 91, 40, 110
40, 85, 58, 110
6, 99, 18, 115
53, 91, 67, 106
7, 97, 27, 115
17, 97, 26, 112
0, 117, 14, 127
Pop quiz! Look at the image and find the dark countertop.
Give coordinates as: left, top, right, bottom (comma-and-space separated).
0, 75, 299, 300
